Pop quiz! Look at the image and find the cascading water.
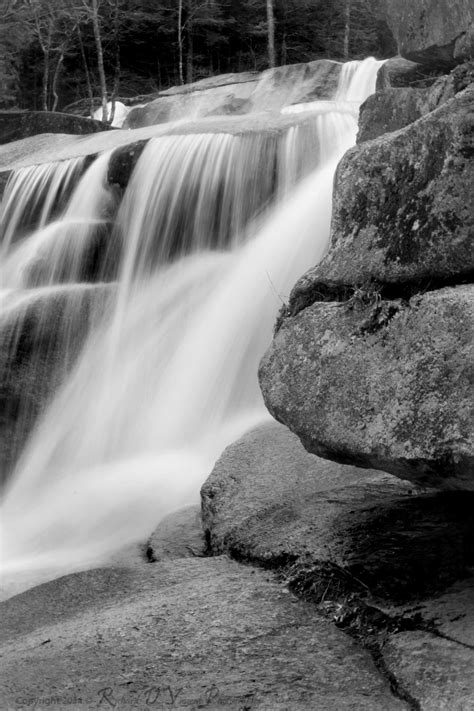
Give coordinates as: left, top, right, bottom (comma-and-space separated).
0, 157, 85, 267
0, 58, 383, 591
0, 152, 118, 290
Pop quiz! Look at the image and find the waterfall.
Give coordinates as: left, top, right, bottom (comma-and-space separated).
0, 157, 85, 266
0, 58, 383, 588
0, 152, 118, 290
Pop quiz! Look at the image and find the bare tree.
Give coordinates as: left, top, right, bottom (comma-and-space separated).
22, 0, 78, 111
87, 0, 108, 121
266, 0, 275, 67
343, 0, 351, 59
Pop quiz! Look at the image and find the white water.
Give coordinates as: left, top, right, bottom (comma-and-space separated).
0, 152, 118, 290
0, 59, 383, 590
0, 157, 85, 274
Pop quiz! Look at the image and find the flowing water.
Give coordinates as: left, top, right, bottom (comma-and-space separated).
0, 58, 383, 591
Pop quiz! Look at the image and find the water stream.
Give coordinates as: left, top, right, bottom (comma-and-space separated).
0, 58, 383, 591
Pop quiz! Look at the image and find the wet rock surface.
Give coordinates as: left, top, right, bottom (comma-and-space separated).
125, 60, 342, 129
0, 110, 329, 197
383, 0, 473, 68
201, 423, 474, 709
260, 286, 474, 489
0, 555, 407, 710
0, 111, 112, 146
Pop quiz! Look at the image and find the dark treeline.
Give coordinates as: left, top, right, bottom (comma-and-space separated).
0, 0, 396, 116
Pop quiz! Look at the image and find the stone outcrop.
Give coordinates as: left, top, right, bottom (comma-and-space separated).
0, 111, 112, 146
260, 286, 473, 489
375, 57, 441, 91
292, 85, 473, 295
202, 423, 474, 595
124, 60, 342, 128
359, 62, 474, 142
201, 423, 474, 708
258, 63, 474, 490
383, 0, 474, 68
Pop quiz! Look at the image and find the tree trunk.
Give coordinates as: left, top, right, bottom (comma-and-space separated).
343, 0, 351, 60
281, 33, 287, 66
108, 0, 121, 125
41, 50, 50, 111
178, 0, 184, 85
51, 49, 64, 112
186, 7, 193, 85
91, 0, 108, 122
266, 0, 276, 68
77, 24, 94, 118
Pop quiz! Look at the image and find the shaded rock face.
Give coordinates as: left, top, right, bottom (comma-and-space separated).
202, 423, 474, 599
383, 0, 474, 68
0, 285, 112, 482
0, 111, 112, 146
260, 286, 474, 489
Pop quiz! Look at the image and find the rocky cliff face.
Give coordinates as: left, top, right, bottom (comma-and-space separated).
259, 29, 474, 490
383, 0, 473, 67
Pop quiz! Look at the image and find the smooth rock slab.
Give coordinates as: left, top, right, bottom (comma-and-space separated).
202, 423, 474, 599
260, 286, 474, 489
0, 557, 406, 710
382, 631, 474, 710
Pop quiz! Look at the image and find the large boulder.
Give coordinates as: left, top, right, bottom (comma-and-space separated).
383, 0, 474, 68
202, 423, 474, 597
260, 286, 474, 490
375, 57, 441, 91
358, 62, 474, 142
291, 85, 473, 302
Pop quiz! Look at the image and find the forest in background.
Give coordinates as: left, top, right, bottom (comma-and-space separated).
0, 0, 396, 116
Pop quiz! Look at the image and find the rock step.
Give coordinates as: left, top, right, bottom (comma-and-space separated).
201, 422, 474, 709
